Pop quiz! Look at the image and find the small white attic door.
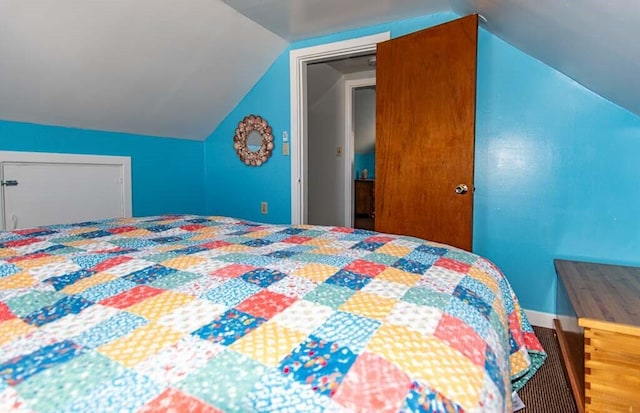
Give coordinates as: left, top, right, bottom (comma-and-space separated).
0, 151, 132, 230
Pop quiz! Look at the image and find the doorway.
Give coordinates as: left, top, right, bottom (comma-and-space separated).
289, 32, 390, 225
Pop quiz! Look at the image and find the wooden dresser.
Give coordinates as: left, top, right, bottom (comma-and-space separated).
554, 259, 640, 413
354, 179, 375, 230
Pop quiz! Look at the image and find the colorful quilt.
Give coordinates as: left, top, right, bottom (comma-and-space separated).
0, 215, 545, 412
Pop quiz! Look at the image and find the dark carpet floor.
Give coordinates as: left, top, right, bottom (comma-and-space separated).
516, 326, 577, 413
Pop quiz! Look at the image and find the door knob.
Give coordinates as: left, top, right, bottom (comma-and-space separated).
455, 184, 468, 195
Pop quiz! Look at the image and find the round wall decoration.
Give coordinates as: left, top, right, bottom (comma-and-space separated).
233, 114, 274, 166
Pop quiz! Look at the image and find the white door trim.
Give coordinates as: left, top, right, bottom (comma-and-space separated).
343, 76, 376, 227
289, 32, 390, 224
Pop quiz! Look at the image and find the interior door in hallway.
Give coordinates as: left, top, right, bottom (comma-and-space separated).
375, 15, 478, 251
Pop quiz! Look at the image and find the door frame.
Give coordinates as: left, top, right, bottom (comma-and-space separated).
343, 75, 376, 227
289, 32, 390, 224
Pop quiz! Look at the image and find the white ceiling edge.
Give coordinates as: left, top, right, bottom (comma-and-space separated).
0, 0, 287, 140
451, 0, 640, 119
223, 0, 450, 42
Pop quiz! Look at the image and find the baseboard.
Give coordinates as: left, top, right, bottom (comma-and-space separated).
524, 309, 582, 333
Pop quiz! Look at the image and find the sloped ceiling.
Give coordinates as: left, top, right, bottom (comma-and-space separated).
1, 1, 638, 141
0, 0, 286, 140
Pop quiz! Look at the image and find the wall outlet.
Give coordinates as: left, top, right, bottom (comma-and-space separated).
336, 146, 343, 157
282, 142, 289, 156
260, 201, 268, 214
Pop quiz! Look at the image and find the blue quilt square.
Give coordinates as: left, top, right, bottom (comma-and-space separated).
192, 309, 265, 346
73, 312, 147, 349
0, 263, 21, 278
404, 382, 464, 413
484, 347, 505, 396
122, 264, 177, 284
244, 239, 273, 248
72, 254, 112, 269
204, 278, 262, 307
351, 241, 384, 251
452, 285, 492, 318
415, 245, 448, 256
280, 228, 304, 235
45, 269, 96, 291
404, 250, 440, 267
325, 270, 372, 291
278, 335, 357, 397
458, 276, 496, 306
241, 268, 287, 288
445, 297, 491, 338
145, 224, 172, 233
23, 296, 94, 327
78, 230, 112, 239
267, 250, 297, 259
392, 258, 431, 275
151, 236, 184, 244
312, 311, 381, 353
0, 340, 84, 386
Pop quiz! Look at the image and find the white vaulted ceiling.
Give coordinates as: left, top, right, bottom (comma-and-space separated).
1, 1, 639, 140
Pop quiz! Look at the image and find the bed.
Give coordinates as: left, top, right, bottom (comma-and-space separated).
0, 215, 545, 412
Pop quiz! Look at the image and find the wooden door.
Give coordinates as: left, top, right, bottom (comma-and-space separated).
375, 15, 477, 250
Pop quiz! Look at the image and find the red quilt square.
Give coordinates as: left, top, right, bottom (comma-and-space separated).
108, 226, 138, 234
344, 259, 387, 277
333, 351, 411, 412
235, 290, 296, 319
92, 256, 132, 272
180, 224, 205, 231
3, 238, 41, 248
331, 227, 354, 233
99, 285, 164, 308
138, 388, 222, 413
0, 302, 16, 322
211, 264, 255, 278
434, 313, 486, 367
6, 252, 49, 263
434, 257, 472, 273
283, 236, 312, 244
200, 240, 231, 250
365, 236, 395, 243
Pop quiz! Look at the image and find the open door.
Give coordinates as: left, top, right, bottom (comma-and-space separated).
375, 15, 478, 251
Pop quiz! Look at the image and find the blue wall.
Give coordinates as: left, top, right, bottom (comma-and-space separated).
205, 12, 640, 314
354, 151, 375, 180
0, 121, 205, 216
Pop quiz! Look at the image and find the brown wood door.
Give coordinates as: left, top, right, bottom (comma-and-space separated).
375, 15, 477, 250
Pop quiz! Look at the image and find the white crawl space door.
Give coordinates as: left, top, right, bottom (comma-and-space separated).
0, 151, 132, 230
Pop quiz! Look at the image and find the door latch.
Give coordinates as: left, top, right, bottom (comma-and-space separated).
1, 180, 18, 187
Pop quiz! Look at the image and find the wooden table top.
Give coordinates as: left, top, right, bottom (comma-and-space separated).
555, 259, 640, 328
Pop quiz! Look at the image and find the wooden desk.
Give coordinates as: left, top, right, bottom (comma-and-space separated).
555, 259, 640, 413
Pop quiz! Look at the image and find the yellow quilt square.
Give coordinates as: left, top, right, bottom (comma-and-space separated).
339, 291, 398, 321
376, 268, 421, 286
244, 230, 271, 239
13, 256, 64, 270
0, 272, 36, 290
293, 263, 339, 283
162, 256, 207, 271
375, 243, 412, 257
467, 267, 499, 292
120, 229, 155, 238
127, 291, 195, 321
230, 322, 307, 367
366, 324, 483, 411
216, 244, 251, 253
0, 319, 37, 346
62, 273, 117, 294
98, 323, 183, 367
303, 238, 331, 247
0, 249, 17, 259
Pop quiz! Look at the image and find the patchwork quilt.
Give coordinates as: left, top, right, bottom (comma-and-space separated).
0, 215, 545, 412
